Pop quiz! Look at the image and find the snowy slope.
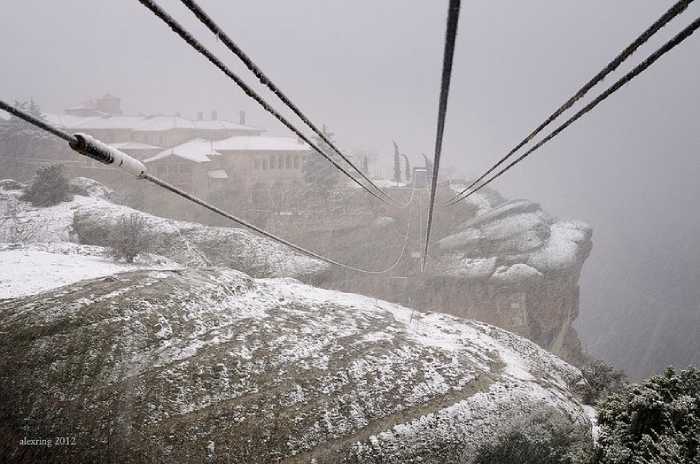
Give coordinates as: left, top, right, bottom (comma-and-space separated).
0, 177, 327, 280
0, 267, 593, 463
0, 242, 180, 299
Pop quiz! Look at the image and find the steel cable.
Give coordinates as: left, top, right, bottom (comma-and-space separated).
0, 99, 414, 274
137, 0, 388, 204
178, 0, 391, 202
456, 16, 700, 202
423, 0, 461, 269
448, 0, 695, 206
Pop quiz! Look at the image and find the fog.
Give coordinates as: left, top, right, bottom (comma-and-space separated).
1, 0, 698, 377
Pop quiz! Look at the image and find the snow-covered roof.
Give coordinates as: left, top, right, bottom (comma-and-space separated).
207, 169, 228, 179
109, 142, 162, 150
43, 113, 262, 133
143, 135, 310, 164
213, 135, 310, 152
144, 138, 221, 163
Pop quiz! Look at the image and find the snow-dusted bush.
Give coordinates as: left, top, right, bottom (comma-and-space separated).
21, 164, 72, 207
580, 358, 626, 405
467, 406, 594, 464
596, 367, 699, 464
108, 213, 153, 263
72, 212, 103, 245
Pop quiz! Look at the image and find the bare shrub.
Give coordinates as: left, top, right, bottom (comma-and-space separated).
108, 214, 153, 263
71, 212, 105, 245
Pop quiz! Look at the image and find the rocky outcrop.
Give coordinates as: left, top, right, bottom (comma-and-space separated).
0, 177, 594, 366
260, 184, 593, 367
0, 179, 328, 281
426, 189, 593, 365
0, 268, 592, 463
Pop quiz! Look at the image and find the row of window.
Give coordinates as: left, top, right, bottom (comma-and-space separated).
153, 163, 190, 176
126, 132, 168, 146
254, 154, 302, 171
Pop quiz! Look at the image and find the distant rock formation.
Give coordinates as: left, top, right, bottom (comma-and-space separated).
292, 184, 594, 367
0, 268, 592, 463
426, 188, 593, 366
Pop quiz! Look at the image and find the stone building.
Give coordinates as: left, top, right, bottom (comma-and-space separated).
0, 97, 316, 205
143, 136, 310, 204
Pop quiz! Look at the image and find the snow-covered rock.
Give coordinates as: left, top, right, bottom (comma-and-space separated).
0, 179, 26, 192
0, 178, 328, 280
0, 242, 180, 299
527, 221, 593, 273
438, 228, 482, 252
435, 197, 590, 281
490, 263, 544, 286
0, 267, 592, 463
427, 193, 592, 366
68, 176, 113, 199
371, 216, 395, 228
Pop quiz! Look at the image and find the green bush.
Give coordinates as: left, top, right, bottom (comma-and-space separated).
468, 407, 594, 464
21, 164, 72, 207
596, 367, 699, 464
580, 358, 627, 405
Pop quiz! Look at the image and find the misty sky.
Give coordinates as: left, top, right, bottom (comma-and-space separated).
1, 0, 699, 376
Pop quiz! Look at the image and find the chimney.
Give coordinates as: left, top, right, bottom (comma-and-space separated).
239, 110, 246, 125
211, 110, 218, 121
197, 111, 204, 121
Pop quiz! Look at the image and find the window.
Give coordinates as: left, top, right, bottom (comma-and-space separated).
286, 155, 292, 169
269, 156, 276, 169
255, 159, 261, 170
293, 156, 300, 169
263, 159, 268, 170
278, 155, 284, 169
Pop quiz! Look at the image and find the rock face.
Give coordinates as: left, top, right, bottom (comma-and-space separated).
422, 190, 593, 365
308, 186, 594, 367
0, 268, 592, 463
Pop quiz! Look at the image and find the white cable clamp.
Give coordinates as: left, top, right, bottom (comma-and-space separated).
69, 133, 147, 177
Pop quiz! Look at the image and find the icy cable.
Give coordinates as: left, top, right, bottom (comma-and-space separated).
70, 133, 146, 177
0, 99, 416, 274
136, 0, 389, 205
456, 16, 700, 202
447, 0, 695, 206
0, 100, 75, 143
0, 101, 147, 177
178, 0, 391, 203
423, 0, 461, 270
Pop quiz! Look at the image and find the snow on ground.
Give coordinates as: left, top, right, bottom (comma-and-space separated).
0, 267, 592, 461
0, 243, 180, 299
0, 183, 327, 278
583, 405, 599, 443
